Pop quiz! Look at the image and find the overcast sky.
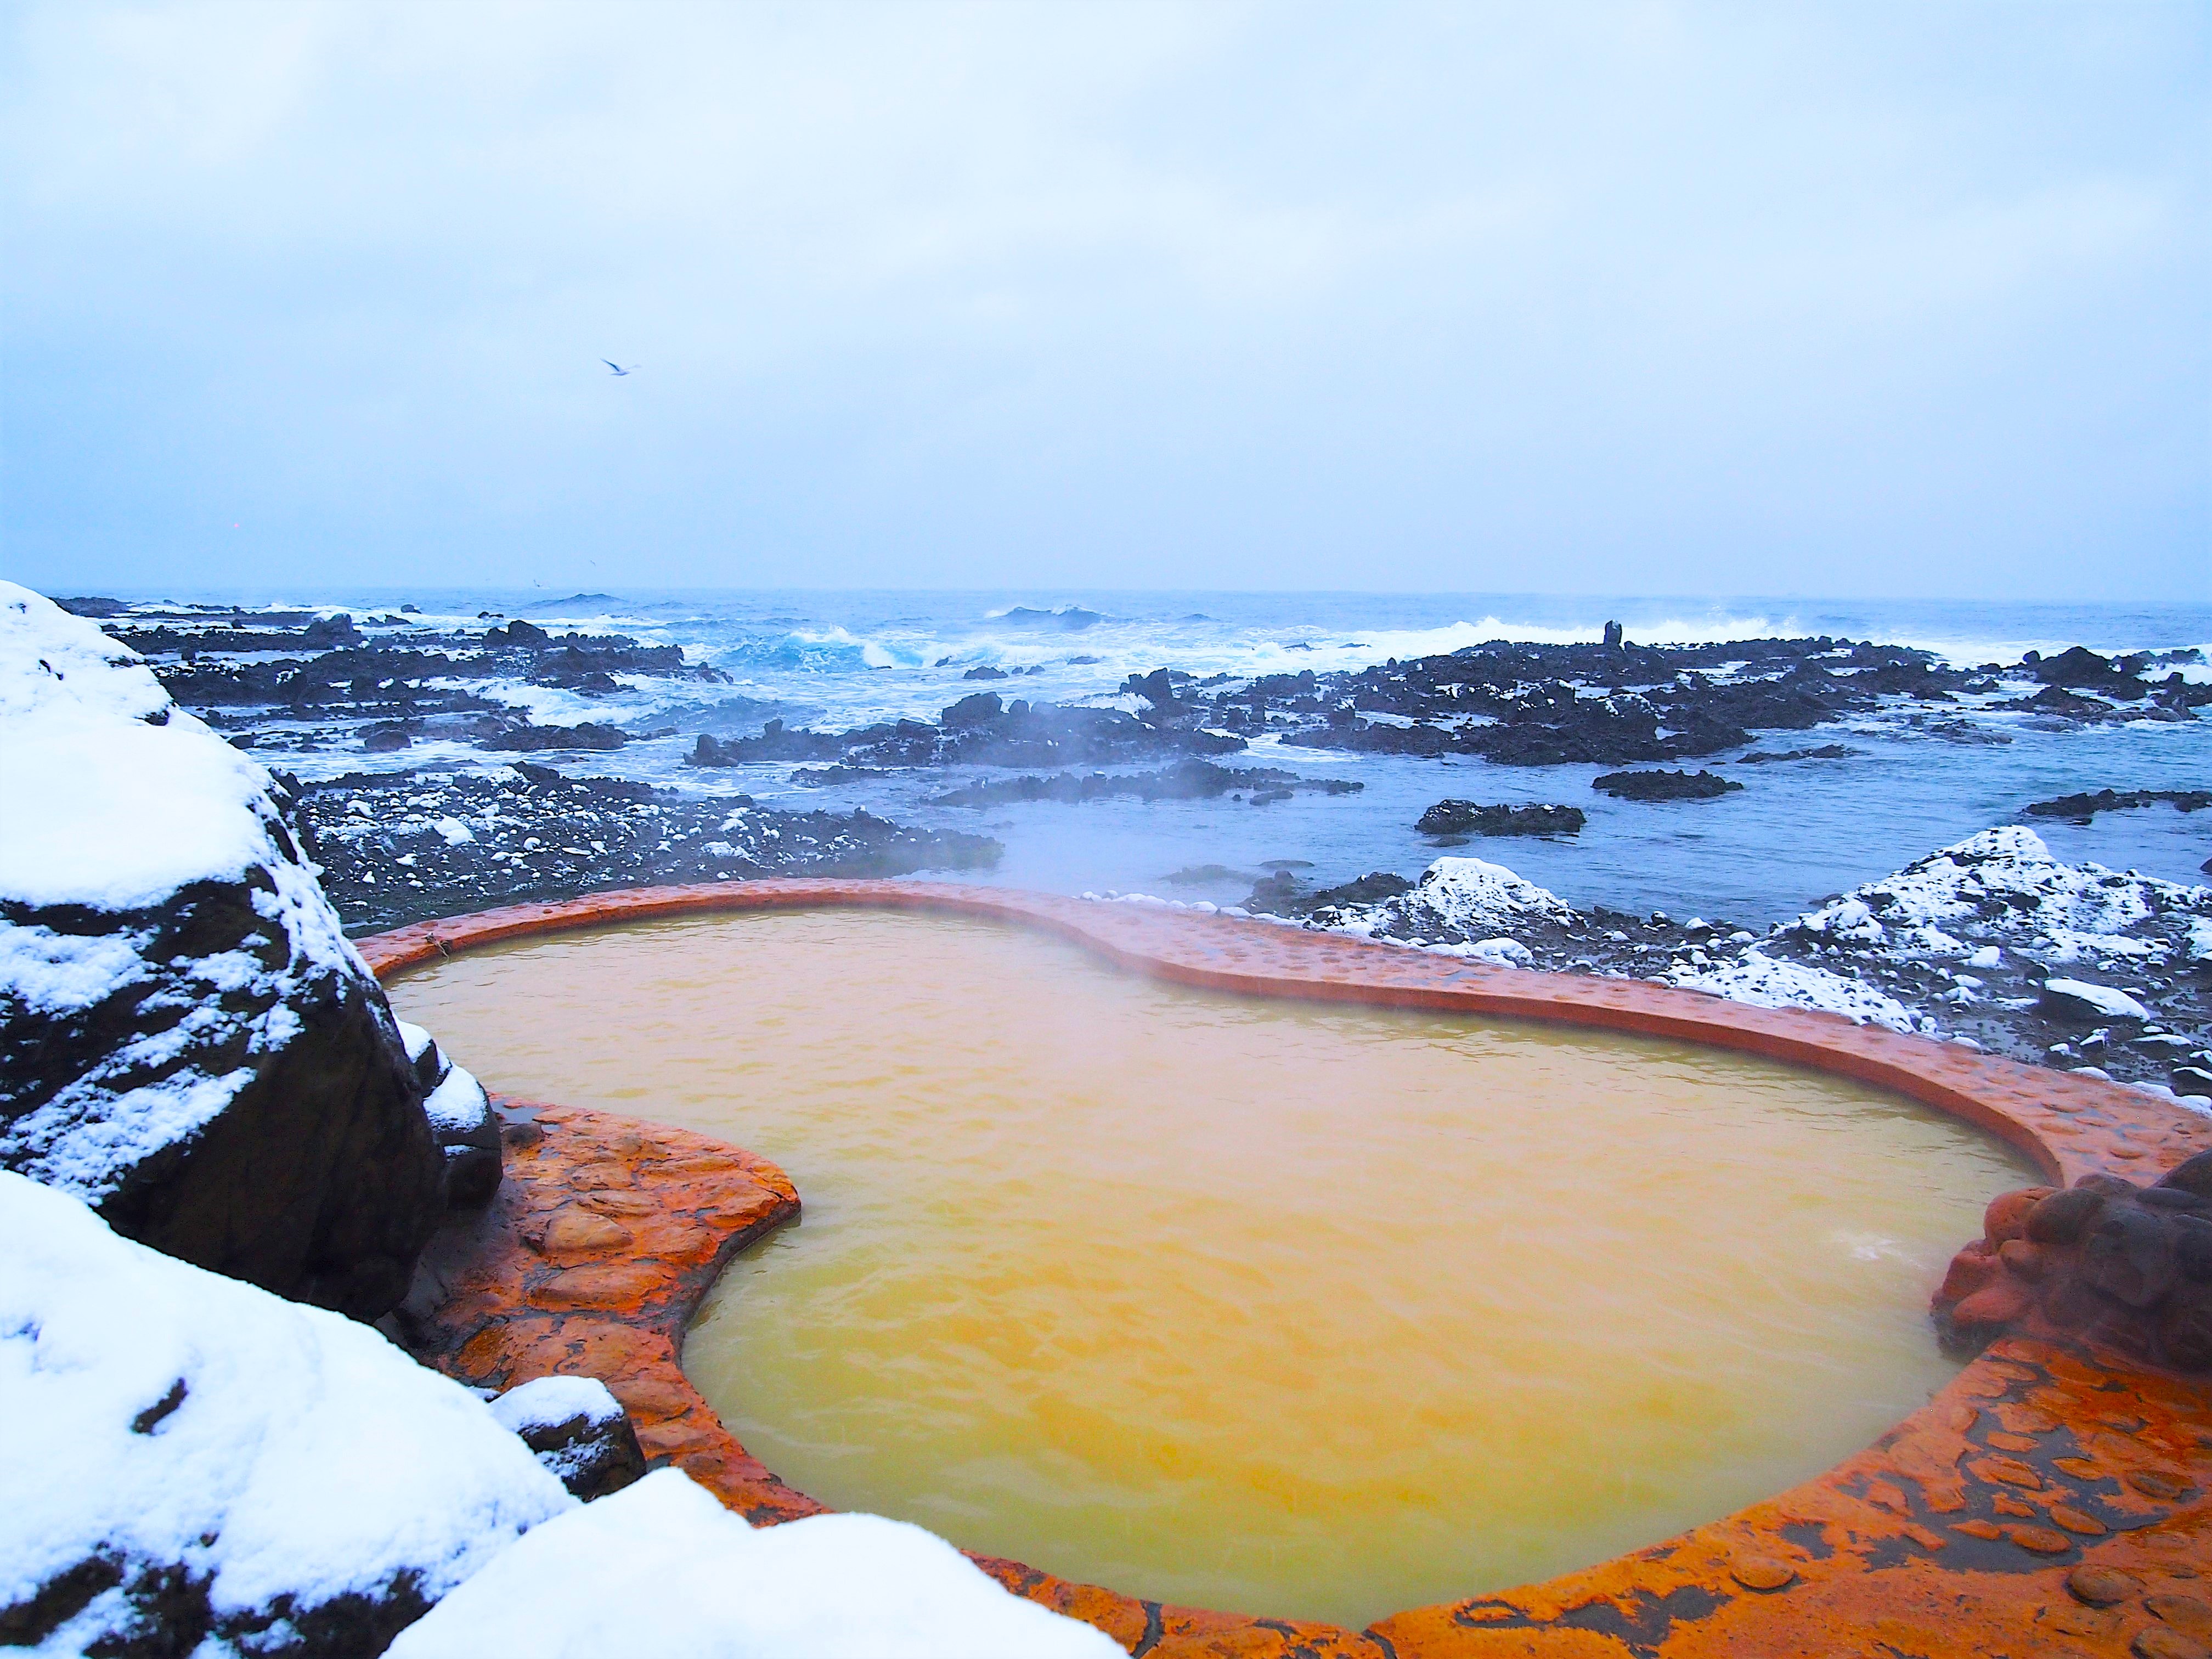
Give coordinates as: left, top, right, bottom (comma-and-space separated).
3, 1, 2205, 599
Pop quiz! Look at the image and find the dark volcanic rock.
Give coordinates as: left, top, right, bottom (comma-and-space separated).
1735, 744, 1857, 764
1235, 635, 1974, 766
930, 758, 1359, 809
2, 590, 444, 1319
294, 768, 1002, 933
132, 610, 725, 721
482, 721, 628, 753
1246, 868, 1419, 918
2023, 787, 2211, 822
2027, 645, 2147, 693
688, 694, 1244, 772
1590, 769, 1745, 802
687, 719, 849, 765
2038, 979, 2148, 1027
1416, 800, 1585, 837
5, 878, 443, 1319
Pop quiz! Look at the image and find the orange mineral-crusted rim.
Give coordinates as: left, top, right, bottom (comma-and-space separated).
364, 880, 2212, 1659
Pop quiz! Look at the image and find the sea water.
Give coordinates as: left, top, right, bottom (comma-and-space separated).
389, 907, 2038, 1627
123, 587, 2212, 920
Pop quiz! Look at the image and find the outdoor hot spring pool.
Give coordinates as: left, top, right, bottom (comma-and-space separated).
386, 907, 2035, 1628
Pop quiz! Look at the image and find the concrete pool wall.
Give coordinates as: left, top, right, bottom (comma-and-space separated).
363, 879, 2212, 1659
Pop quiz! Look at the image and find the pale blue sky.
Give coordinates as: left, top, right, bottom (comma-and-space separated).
3, 1, 2205, 598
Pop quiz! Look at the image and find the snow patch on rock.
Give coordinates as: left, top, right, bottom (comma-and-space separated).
0, 586, 390, 1204
1313, 856, 1573, 944
388, 1468, 1124, 1659
489, 1375, 625, 1439
0, 585, 297, 914
2042, 978, 2152, 1022
1786, 825, 2205, 967
0, 1171, 573, 1654
1661, 947, 1924, 1032
422, 1060, 490, 1136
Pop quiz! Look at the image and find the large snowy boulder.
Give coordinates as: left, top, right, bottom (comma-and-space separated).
389, 1468, 1125, 1659
0, 583, 444, 1316
0, 1171, 575, 1656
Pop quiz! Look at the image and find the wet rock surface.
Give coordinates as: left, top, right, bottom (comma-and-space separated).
1936, 1152, 2212, 1374
1735, 743, 1858, 763
120, 608, 724, 724
687, 689, 1244, 771
383, 1098, 820, 1526
2026, 788, 2212, 823
930, 758, 1360, 809
1590, 768, 1745, 802
1237, 637, 2031, 763
1415, 800, 1585, 837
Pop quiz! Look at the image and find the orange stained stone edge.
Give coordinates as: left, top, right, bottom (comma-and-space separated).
362, 879, 2212, 1659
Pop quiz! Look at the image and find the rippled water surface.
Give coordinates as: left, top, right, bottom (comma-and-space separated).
391, 907, 2040, 1627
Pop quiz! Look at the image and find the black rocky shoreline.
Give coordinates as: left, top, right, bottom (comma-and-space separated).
282, 767, 1000, 935
65, 599, 2211, 1092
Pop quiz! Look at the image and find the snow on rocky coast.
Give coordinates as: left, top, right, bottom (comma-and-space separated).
1237, 826, 2212, 1102
0, 584, 1118, 1657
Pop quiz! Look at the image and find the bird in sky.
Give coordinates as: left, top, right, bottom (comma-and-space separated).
603, 359, 635, 376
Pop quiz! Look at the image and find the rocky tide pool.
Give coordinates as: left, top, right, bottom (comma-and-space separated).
388, 906, 2040, 1628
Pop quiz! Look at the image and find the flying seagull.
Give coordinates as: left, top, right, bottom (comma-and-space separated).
603, 360, 635, 376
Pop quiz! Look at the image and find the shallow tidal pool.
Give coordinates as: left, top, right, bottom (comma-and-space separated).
390, 906, 2036, 1628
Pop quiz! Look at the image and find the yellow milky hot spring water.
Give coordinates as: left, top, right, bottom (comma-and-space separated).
388, 907, 2035, 1627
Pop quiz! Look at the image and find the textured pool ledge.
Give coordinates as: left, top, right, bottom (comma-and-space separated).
364, 880, 2212, 1659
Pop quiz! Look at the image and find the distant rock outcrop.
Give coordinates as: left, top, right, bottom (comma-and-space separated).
1415, 800, 1585, 837
1590, 769, 1745, 802
0, 584, 447, 1318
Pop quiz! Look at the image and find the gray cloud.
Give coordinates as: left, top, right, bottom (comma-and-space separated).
3, 0, 2204, 596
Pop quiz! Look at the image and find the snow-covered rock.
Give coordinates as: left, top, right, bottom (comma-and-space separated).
1661, 946, 1926, 1033
398, 1020, 502, 1206
0, 1171, 574, 1656
388, 1468, 1125, 1659
1310, 855, 1575, 945
1271, 828, 2208, 1067
0, 584, 446, 1316
490, 1375, 647, 1501
1782, 825, 2209, 969
2040, 977, 2153, 1023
